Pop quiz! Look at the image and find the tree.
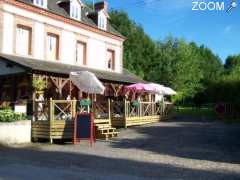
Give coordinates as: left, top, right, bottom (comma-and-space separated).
109, 9, 225, 101
110, 10, 156, 79
195, 45, 223, 83
225, 55, 240, 72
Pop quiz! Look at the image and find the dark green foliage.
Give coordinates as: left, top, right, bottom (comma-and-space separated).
196, 45, 223, 83
205, 57, 240, 103
224, 55, 240, 72
109, 10, 222, 100
0, 109, 27, 122
110, 10, 156, 78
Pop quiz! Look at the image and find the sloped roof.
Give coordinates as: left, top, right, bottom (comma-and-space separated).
0, 53, 142, 84
16, 0, 124, 38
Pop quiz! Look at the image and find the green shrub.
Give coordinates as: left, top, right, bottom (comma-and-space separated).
32, 79, 47, 91
0, 109, 27, 122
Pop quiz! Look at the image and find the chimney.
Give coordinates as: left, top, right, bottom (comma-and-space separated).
94, 1, 108, 12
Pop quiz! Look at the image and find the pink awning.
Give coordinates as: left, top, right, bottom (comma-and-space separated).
125, 83, 155, 93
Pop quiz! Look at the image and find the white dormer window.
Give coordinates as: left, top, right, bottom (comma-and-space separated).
33, 0, 47, 8
70, 1, 81, 21
98, 12, 107, 30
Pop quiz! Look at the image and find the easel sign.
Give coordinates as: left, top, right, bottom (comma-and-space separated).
73, 112, 95, 146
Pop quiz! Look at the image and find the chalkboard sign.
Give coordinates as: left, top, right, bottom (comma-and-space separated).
73, 113, 95, 146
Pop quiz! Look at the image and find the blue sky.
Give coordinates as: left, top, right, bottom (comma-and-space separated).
101, 0, 240, 62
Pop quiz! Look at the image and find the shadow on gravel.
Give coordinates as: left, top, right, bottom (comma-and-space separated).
111, 118, 240, 164
0, 145, 240, 180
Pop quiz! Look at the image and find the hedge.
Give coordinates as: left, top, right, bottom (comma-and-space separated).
0, 109, 27, 122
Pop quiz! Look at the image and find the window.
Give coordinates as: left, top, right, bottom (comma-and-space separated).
33, 0, 46, 8
16, 25, 32, 56
70, 3, 81, 20
46, 33, 59, 60
98, 14, 107, 30
76, 41, 87, 65
107, 49, 115, 70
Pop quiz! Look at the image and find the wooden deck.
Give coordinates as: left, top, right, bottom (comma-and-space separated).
111, 101, 164, 128
32, 99, 119, 142
32, 120, 73, 141
32, 119, 118, 142
126, 115, 161, 127
111, 116, 161, 128
32, 99, 172, 142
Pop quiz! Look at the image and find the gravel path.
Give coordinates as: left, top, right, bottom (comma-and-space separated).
1, 117, 240, 180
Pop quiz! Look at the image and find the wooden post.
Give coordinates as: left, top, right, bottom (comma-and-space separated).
32, 74, 36, 120
69, 81, 72, 98
139, 102, 142, 117
108, 98, 111, 126
152, 101, 154, 116
124, 98, 127, 128
49, 98, 53, 144
72, 98, 77, 119
34, 100, 38, 122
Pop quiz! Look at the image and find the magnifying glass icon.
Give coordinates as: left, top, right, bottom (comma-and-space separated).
227, 0, 237, 13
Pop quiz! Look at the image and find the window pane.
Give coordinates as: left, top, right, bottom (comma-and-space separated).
71, 5, 73, 17
16, 26, 31, 56
76, 7, 78, 18
107, 50, 114, 70
47, 34, 58, 60
76, 42, 86, 65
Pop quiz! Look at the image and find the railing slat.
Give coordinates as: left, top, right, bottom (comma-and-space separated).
125, 101, 163, 117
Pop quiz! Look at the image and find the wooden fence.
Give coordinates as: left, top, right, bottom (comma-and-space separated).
125, 101, 162, 118
32, 99, 112, 142
32, 99, 76, 143
111, 100, 167, 128
32, 99, 172, 141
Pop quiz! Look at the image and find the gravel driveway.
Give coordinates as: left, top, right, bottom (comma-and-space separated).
1, 117, 240, 180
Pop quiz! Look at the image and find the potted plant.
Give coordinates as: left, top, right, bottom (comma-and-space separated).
132, 100, 140, 107
32, 79, 47, 95
80, 99, 92, 107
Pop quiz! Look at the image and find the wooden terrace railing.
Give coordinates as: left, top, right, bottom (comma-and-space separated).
125, 101, 162, 118
34, 99, 76, 122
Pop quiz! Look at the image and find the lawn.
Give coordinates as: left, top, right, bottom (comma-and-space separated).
172, 106, 217, 119
172, 105, 240, 123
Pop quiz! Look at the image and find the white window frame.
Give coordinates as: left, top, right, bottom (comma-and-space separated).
70, 2, 81, 21
33, 0, 47, 8
46, 33, 59, 61
98, 12, 107, 30
16, 25, 32, 56
76, 41, 87, 66
107, 49, 115, 70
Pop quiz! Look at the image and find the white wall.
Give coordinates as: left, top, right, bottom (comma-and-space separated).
0, 121, 31, 144
34, 22, 45, 59
1, 3, 123, 73
61, 30, 76, 64
2, 12, 14, 54
88, 38, 106, 70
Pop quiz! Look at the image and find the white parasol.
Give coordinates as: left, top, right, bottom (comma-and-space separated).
148, 83, 165, 95
70, 71, 105, 94
163, 87, 177, 95
148, 83, 177, 95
